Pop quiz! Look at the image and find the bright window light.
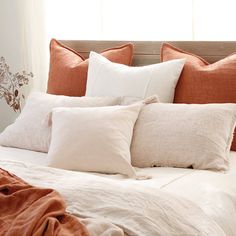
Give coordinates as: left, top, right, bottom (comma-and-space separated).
44, 0, 236, 41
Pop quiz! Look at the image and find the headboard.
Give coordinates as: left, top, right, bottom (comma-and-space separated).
60, 40, 236, 66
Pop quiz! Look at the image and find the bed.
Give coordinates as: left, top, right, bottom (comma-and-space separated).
1, 40, 236, 236
0, 146, 236, 235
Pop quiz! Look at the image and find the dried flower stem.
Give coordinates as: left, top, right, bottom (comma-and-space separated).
0, 57, 33, 112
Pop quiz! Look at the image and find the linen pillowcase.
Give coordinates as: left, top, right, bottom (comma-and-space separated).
0, 92, 121, 153
47, 104, 142, 177
86, 51, 185, 102
161, 43, 236, 151
131, 103, 236, 171
47, 39, 134, 97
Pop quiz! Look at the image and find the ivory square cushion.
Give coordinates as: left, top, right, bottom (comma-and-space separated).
161, 43, 236, 151
131, 103, 236, 171
48, 104, 142, 177
47, 39, 134, 97
0, 92, 121, 153
86, 51, 185, 102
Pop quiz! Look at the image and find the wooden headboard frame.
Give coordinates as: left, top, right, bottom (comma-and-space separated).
60, 40, 236, 66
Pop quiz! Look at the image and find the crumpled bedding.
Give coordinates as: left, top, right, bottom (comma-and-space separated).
0, 160, 225, 236
0, 167, 89, 236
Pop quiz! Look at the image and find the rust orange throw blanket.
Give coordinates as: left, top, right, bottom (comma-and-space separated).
0, 168, 89, 236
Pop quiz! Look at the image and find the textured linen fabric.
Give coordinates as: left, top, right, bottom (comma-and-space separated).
1, 148, 236, 234
0, 160, 225, 236
0, 168, 89, 236
47, 104, 142, 177
0, 92, 121, 153
131, 103, 236, 171
86, 51, 185, 102
47, 39, 134, 96
161, 43, 236, 151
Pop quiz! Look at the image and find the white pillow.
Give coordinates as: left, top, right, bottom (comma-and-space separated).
86, 51, 185, 102
0, 92, 121, 153
47, 104, 142, 177
131, 103, 236, 171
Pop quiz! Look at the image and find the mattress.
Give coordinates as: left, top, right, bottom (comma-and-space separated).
1, 146, 236, 235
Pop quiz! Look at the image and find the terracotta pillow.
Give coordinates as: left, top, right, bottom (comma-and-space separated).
47, 39, 134, 97
161, 43, 236, 151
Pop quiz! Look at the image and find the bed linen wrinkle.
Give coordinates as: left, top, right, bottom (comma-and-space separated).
0, 168, 90, 236
0, 159, 225, 236
1, 147, 236, 235
159, 168, 195, 189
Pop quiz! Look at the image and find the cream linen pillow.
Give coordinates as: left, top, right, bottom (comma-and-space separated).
86, 51, 185, 102
131, 103, 236, 171
0, 92, 121, 153
47, 104, 142, 177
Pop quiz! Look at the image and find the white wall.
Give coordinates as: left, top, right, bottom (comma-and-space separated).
0, 0, 33, 132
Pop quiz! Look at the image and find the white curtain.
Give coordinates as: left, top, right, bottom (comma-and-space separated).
0, 0, 46, 131
44, 0, 236, 41
17, 0, 48, 92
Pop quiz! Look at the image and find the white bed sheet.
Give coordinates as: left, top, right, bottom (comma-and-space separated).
0, 146, 236, 235
0, 146, 47, 165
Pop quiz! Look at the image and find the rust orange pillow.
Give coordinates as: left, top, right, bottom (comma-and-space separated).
161, 43, 236, 151
47, 39, 134, 97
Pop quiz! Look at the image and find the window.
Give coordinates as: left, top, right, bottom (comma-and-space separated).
44, 0, 236, 41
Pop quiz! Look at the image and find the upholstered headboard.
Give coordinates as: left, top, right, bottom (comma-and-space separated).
60, 40, 236, 65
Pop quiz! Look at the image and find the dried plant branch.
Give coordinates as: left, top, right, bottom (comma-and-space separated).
0, 57, 33, 112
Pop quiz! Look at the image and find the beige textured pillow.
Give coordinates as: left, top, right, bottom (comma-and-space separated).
131, 103, 236, 171
48, 104, 142, 177
0, 92, 121, 153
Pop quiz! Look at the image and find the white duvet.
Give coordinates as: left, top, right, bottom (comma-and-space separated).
1, 147, 236, 235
